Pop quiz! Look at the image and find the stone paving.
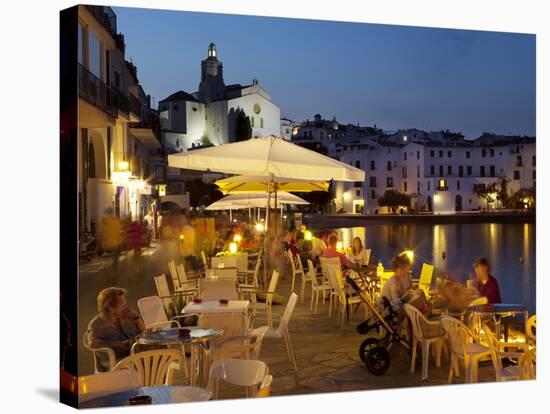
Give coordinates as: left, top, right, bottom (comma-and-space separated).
78, 245, 507, 401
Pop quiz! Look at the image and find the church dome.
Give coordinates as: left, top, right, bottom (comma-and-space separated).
208, 43, 217, 58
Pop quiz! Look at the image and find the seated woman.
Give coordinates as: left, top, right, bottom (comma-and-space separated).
473, 257, 501, 304
87, 287, 145, 371
346, 237, 371, 266
321, 234, 353, 268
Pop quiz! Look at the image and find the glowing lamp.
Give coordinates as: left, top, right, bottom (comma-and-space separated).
233, 234, 242, 243
304, 231, 312, 241
255, 223, 265, 232
403, 249, 414, 263
179, 234, 184, 240
118, 160, 129, 171
229, 242, 237, 254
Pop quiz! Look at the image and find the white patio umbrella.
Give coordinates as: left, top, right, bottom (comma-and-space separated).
168, 136, 365, 284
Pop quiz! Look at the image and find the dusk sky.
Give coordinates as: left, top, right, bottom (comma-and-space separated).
114, 7, 535, 138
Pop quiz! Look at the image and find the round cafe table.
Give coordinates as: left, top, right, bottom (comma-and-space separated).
79, 386, 212, 408
135, 327, 223, 387
467, 303, 528, 341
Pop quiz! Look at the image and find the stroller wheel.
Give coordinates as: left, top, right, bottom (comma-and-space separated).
366, 346, 391, 376
359, 338, 379, 363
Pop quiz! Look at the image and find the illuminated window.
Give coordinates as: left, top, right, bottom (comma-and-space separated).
438, 179, 448, 190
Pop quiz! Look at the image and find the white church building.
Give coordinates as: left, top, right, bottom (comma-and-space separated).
159, 43, 281, 152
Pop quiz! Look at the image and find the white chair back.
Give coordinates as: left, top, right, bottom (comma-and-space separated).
82, 331, 116, 373
265, 270, 280, 305
138, 296, 170, 329
519, 347, 536, 379
484, 324, 506, 380
208, 359, 268, 399
440, 315, 473, 357
403, 303, 430, 342
113, 349, 183, 387
248, 326, 269, 360
278, 293, 299, 335
78, 369, 140, 403
153, 273, 173, 310
168, 260, 182, 290
201, 279, 238, 301
307, 259, 319, 287
176, 263, 189, 283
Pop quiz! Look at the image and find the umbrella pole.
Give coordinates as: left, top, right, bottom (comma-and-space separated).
229, 208, 232, 222
263, 173, 273, 288
248, 204, 251, 223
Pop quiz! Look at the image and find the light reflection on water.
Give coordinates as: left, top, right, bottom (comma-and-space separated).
334, 223, 536, 314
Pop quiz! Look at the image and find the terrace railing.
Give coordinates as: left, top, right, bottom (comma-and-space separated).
78, 63, 117, 118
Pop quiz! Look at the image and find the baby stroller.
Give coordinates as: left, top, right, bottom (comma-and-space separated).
346, 274, 410, 375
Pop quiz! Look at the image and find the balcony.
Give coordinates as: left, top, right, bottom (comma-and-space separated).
78, 63, 117, 118
85, 5, 117, 36
113, 88, 130, 115
129, 93, 143, 120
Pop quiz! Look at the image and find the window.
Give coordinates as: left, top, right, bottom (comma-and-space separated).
532, 170, 536, 180
457, 180, 461, 190
490, 148, 495, 157
356, 189, 361, 196
417, 181, 420, 192
490, 165, 495, 177
516, 155, 523, 167
88, 29, 101, 78
369, 177, 377, 187
417, 165, 420, 178
402, 167, 407, 179
370, 160, 375, 170
447, 151, 452, 158
417, 151, 420, 160
320, 131, 323, 140
459, 165, 464, 177
430, 165, 435, 175
404, 152, 407, 161
371, 190, 376, 199
355, 160, 361, 169
467, 166, 472, 176
260, 118, 264, 128
404, 181, 408, 192
78, 23, 85, 65
354, 182, 362, 188
466, 151, 471, 159
439, 150, 443, 158
427, 181, 431, 191
533, 155, 536, 167
386, 177, 393, 187
439, 165, 444, 177
514, 170, 520, 180
114, 70, 120, 89
438, 179, 448, 190
480, 166, 486, 177
430, 150, 435, 157
447, 165, 452, 176
482, 149, 487, 158
387, 161, 392, 171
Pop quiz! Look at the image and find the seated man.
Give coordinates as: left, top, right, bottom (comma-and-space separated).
321, 234, 353, 268
87, 287, 145, 371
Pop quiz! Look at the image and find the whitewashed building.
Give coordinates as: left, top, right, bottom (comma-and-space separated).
159, 43, 281, 152
336, 135, 535, 214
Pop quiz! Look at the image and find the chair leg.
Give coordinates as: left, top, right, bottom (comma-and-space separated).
283, 330, 297, 371
301, 279, 305, 301
448, 355, 455, 384
453, 355, 460, 377
314, 291, 319, 314
435, 340, 442, 368
410, 339, 417, 373
328, 294, 333, 317
421, 342, 430, 380
310, 289, 314, 310
464, 354, 471, 383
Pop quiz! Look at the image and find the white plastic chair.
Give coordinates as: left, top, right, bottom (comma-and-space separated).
138, 295, 191, 330
210, 326, 269, 361
200, 279, 238, 301
113, 349, 184, 387
153, 273, 195, 313
208, 358, 269, 399
78, 369, 140, 403
82, 331, 116, 374
519, 346, 536, 380
176, 263, 199, 299
319, 257, 342, 317
440, 315, 490, 383
262, 293, 299, 370
307, 259, 330, 313
484, 324, 529, 382
287, 250, 304, 293
295, 254, 312, 301
247, 270, 280, 329
403, 303, 445, 380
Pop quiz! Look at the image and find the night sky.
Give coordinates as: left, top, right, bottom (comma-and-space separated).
113, 6, 536, 138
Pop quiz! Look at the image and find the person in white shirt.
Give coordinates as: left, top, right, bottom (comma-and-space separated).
379, 253, 412, 311
310, 231, 327, 260
346, 237, 371, 266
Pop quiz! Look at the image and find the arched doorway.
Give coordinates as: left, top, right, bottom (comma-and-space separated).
455, 195, 463, 212
426, 196, 433, 212
89, 130, 107, 179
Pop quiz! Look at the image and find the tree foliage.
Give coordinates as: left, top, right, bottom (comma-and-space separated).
186, 178, 223, 209
377, 190, 411, 212
235, 109, 252, 141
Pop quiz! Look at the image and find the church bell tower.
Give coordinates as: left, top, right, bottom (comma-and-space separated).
198, 43, 225, 102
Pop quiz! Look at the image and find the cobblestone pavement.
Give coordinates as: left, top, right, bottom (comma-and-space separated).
78, 248, 508, 400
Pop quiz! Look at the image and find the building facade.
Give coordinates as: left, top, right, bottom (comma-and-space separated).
77, 5, 164, 231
